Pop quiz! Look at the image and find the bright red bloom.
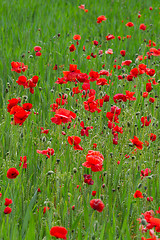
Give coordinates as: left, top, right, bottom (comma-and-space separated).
22, 103, 33, 111
73, 34, 81, 40
80, 121, 93, 137
16, 75, 28, 87
7, 98, 19, 113
35, 51, 41, 56
113, 94, 127, 103
106, 34, 115, 41
14, 108, 31, 125
40, 127, 49, 134
11, 61, 28, 73
51, 108, 76, 125
37, 148, 54, 158
50, 226, 68, 239
122, 60, 132, 66
149, 97, 155, 103
34, 46, 41, 51
50, 103, 58, 112
111, 105, 121, 115
82, 150, 104, 172
55, 77, 67, 84
141, 116, 151, 127
127, 75, 133, 81
149, 48, 160, 56
126, 22, 134, 27
83, 174, 94, 185
103, 94, 110, 102
140, 168, 151, 180
145, 68, 155, 76
146, 82, 152, 92
133, 190, 143, 198
69, 44, 76, 52
4, 207, 12, 214
84, 96, 101, 113
97, 15, 107, 23
89, 69, 100, 81
90, 199, 105, 212
140, 24, 146, 30
106, 112, 119, 123
93, 40, 98, 46
4, 198, 12, 206
19, 156, 27, 168
129, 136, 143, 150
130, 68, 139, 78
96, 78, 108, 86
7, 168, 19, 179
43, 207, 50, 214
120, 50, 126, 56
125, 91, 136, 101
150, 133, 156, 142
142, 92, 148, 98
92, 191, 96, 196
67, 136, 83, 150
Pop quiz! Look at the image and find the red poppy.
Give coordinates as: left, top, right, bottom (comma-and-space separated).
96, 78, 108, 86
150, 133, 156, 142
43, 207, 50, 214
113, 94, 127, 103
90, 199, 105, 212
141, 116, 151, 127
149, 97, 155, 103
40, 127, 49, 134
97, 15, 107, 23
83, 96, 101, 113
80, 121, 93, 137
89, 69, 100, 81
55, 77, 67, 84
139, 24, 146, 30
51, 108, 76, 125
4, 198, 12, 206
22, 103, 33, 111
106, 112, 119, 123
122, 60, 132, 66
92, 191, 96, 196
149, 48, 160, 56
145, 68, 155, 76
50, 226, 68, 239
4, 207, 12, 214
67, 136, 83, 150
140, 168, 151, 180
129, 136, 143, 150
106, 34, 115, 41
7, 168, 19, 179
35, 51, 41, 56
133, 190, 143, 198
11, 61, 28, 73
82, 150, 104, 172
125, 91, 136, 101
126, 22, 134, 27
120, 50, 126, 56
93, 143, 97, 149
7, 98, 19, 113
16, 75, 28, 88
34, 46, 41, 52
14, 109, 31, 125
78, 4, 85, 10
19, 156, 28, 168
146, 82, 152, 92
37, 148, 54, 158
93, 40, 98, 46
83, 174, 94, 185
103, 94, 110, 102
69, 44, 76, 52
130, 68, 139, 78
142, 92, 148, 98
73, 35, 81, 40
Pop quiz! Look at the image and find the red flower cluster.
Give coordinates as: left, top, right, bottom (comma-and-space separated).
11, 61, 28, 73
16, 75, 39, 94
37, 148, 54, 158
67, 136, 83, 150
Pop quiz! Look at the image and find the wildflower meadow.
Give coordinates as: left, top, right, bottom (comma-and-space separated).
0, 0, 160, 239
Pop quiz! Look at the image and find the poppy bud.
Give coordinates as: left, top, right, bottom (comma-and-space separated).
47, 171, 54, 175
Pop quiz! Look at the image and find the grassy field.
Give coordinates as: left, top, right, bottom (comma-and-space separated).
0, 0, 160, 239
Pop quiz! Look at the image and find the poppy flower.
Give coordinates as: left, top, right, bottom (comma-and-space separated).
7, 168, 19, 179
120, 50, 126, 56
140, 168, 151, 180
127, 75, 133, 81
14, 109, 31, 125
93, 143, 97, 149
51, 108, 76, 125
106, 112, 119, 123
129, 136, 143, 150
19, 156, 28, 168
50, 226, 68, 239
105, 48, 113, 54
113, 94, 127, 103
40, 127, 49, 134
4, 207, 12, 214
7, 98, 19, 113
83, 174, 94, 185
96, 78, 108, 86
73, 35, 81, 40
92, 191, 96, 196
133, 190, 143, 198
43, 207, 50, 214
97, 15, 107, 23
142, 92, 148, 98
22, 103, 33, 111
11, 61, 28, 73
130, 68, 139, 78
4, 198, 12, 206
90, 199, 105, 212
106, 34, 115, 40
82, 150, 104, 172
16, 75, 28, 88
37, 148, 54, 158
141, 116, 151, 127
150, 133, 156, 142
78, 4, 85, 10
139, 24, 146, 30
83, 96, 101, 113
34, 46, 41, 52
146, 83, 152, 92
80, 121, 93, 137
69, 44, 76, 52
55, 77, 67, 84
89, 69, 100, 81
122, 60, 132, 66
67, 136, 83, 150
149, 97, 155, 103
103, 94, 110, 102
149, 48, 160, 56
145, 68, 155, 76
125, 91, 136, 101
126, 22, 134, 27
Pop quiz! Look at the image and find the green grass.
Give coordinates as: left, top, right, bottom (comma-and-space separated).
0, 0, 160, 239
